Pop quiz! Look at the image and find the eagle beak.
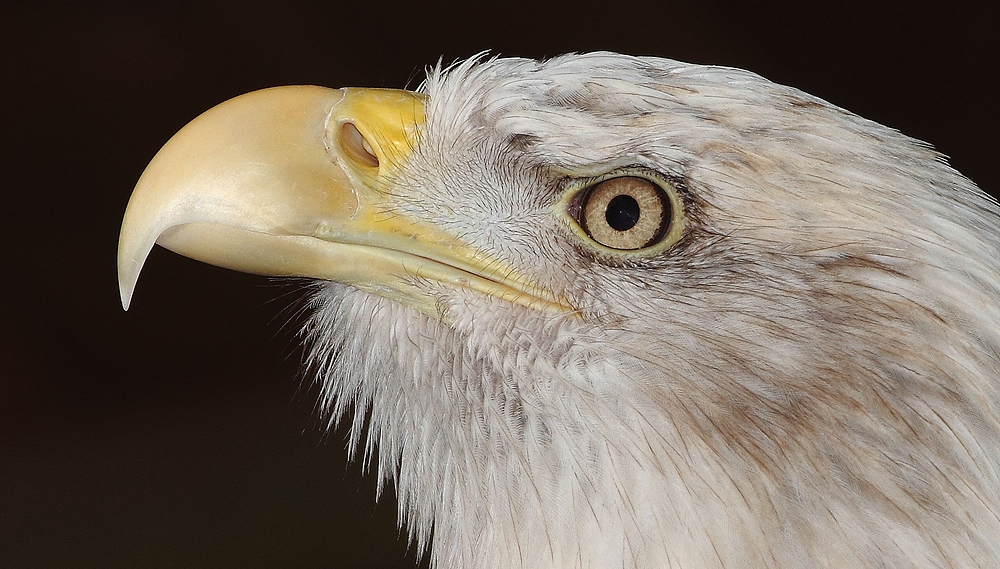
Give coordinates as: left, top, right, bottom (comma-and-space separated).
118, 86, 569, 317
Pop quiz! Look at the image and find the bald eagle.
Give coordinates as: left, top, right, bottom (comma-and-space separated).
119, 53, 1000, 568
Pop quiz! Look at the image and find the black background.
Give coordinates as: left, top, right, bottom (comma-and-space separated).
1, 1, 996, 567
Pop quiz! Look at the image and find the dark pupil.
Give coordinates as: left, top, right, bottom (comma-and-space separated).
605, 194, 640, 231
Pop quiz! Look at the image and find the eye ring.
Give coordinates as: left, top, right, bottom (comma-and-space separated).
561, 169, 685, 255
569, 174, 678, 251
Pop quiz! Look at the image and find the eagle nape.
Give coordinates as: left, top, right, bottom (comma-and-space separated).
118, 53, 1000, 568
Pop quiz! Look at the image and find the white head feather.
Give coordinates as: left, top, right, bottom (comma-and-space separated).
302, 53, 1000, 568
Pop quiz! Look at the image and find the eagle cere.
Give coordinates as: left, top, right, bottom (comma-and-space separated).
118, 53, 1000, 568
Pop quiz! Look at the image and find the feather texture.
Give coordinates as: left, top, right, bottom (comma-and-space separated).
305, 53, 1000, 568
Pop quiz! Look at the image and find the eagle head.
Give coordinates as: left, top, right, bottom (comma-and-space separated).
119, 53, 1000, 568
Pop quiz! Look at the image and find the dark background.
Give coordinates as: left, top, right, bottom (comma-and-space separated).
1, 1, 996, 567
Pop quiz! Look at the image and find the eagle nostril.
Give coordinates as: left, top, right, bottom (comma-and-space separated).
340, 122, 379, 168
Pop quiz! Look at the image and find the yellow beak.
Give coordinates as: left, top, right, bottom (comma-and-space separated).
118, 86, 570, 318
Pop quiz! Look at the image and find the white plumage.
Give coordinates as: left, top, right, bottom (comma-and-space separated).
121, 53, 1000, 568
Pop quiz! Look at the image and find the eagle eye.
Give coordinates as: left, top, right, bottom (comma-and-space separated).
577, 176, 672, 250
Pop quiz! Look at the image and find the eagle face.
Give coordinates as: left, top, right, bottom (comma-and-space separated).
120, 53, 1000, 568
